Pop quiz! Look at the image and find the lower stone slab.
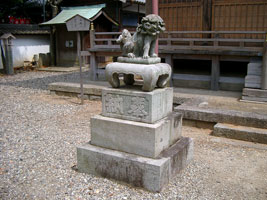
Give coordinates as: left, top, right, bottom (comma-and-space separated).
90, 112, 182, 158
77, 137, 193, 192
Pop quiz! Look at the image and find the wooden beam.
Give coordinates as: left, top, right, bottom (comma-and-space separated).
211, 55, 220, 90
146, 0, 153, 15
262, 40, 267, 89
90, 52, 97, 81
77, 31, 84, 105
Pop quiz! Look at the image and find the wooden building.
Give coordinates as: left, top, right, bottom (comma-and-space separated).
88, 0, 267, 95
41, 1, 145, 67
158, 0, 267, 91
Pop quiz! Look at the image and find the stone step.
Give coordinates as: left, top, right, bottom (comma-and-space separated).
247, 62, 262, 76
48, 82, 106, 100
241, 88, 267, 103
213, 123, 267, 144
245, 75, 261, 89
174, 105, 267, 129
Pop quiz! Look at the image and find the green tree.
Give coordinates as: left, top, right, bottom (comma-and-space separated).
0, 0, 44, 24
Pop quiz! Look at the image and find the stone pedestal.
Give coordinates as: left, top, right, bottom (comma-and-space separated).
77, 86, 193, 192
102, 87, 173, 123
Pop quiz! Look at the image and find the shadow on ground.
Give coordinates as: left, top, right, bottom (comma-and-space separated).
0, 71, 94, 90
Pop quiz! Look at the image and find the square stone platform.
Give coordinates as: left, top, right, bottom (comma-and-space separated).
77, 137, 193, 192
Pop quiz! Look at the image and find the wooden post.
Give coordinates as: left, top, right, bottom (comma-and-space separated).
146, 0, 153, 15
262, 36, 267, 89
202, 0, 212, 37
50, 26, 56, 66
211, 55, 220, 90
89, 23, 97, 80
77, 31, 84, 104
152, 0, 159, 55
90, 52, 97, 81
90, 23, 95, 48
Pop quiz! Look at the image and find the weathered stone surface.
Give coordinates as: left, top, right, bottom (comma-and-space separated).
77, 137, 193, 192
242, 88, 267, 98
117, 56, 161, 64
169, 112, 183, 145
102, 87, 173, 123
241, 96, 267, 103
90, 112, 182, 158
242, 88, 267, 103
213, 123, 267, 144
105, 62, 171, 92
160, 137, 194, 175
175, 105, 267, 129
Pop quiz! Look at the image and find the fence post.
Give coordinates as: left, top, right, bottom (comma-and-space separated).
261, 34, 267, 89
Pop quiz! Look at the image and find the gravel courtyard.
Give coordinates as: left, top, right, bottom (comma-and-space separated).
0, 71, 267, 200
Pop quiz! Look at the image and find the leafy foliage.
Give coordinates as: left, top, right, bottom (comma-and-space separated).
0, 0, 45, 23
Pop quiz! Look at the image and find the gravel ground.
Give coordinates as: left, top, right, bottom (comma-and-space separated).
0, 71, 267, 200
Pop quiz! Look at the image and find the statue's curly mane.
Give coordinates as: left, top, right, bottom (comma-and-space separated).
136, 14, 165, 36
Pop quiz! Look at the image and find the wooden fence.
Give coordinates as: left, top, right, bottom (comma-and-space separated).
90, 30, 266, 57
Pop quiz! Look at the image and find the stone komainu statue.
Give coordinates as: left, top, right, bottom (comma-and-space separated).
117, 14, 165, 59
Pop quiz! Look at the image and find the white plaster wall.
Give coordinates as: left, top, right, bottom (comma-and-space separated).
0, 35, 50, 69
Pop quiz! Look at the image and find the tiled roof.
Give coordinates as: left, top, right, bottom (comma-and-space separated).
0, 24, 50, 35
41, 4, 105, 26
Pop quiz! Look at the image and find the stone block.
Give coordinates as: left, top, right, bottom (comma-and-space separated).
77, 137, 193, 192
160, 137, 194, 175
175, 105, 267, 129
91, 113, 182, 158
102, 87, 173, 124
213, 123, 267, 144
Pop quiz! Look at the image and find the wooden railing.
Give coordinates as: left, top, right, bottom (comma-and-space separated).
89, 30, 267, 56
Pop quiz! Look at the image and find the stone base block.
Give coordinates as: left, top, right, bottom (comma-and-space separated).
91, 112, 182, 158
102, 87, 173, 123
77, 137, 193, 192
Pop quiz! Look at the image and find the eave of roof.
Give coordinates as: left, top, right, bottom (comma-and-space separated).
0, 24, 50, 35
40, 4, 113, 26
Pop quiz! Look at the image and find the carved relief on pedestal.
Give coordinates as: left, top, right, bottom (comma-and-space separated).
127, 97, 148, 118
104, 93, 149, 120
105, 94, 123, 114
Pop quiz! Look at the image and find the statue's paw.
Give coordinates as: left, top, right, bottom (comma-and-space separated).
128, 53, 135, 58
151, 53, 158, 57
143, 55, 150, 59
